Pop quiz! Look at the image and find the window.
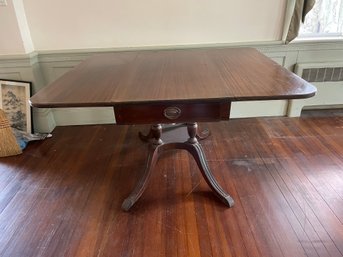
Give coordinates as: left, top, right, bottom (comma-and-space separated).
299, 0, 343, 38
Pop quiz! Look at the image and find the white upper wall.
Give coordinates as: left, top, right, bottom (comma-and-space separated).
0, 1, 26, 55
22, 0, 287, 51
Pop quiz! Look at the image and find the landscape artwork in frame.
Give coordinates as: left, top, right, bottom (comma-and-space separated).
0, 80, 32, 133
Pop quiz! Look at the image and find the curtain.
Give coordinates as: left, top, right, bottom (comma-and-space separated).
286, 0, 316, 43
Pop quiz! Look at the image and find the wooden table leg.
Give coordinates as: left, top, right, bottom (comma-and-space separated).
122, 122, 234, 211
185, 123, 234, 207
122, 124, 163, 211
121, 144, 160, 211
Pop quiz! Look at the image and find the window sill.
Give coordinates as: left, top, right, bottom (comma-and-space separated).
293, 37, 343, 44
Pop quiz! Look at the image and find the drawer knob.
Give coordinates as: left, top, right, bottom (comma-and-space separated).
163, 107, 181, 120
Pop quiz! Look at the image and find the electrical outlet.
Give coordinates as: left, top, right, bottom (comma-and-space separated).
0, 0, 7, 6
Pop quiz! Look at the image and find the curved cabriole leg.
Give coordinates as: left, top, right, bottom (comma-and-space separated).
186, 143, 234, 207
185, 122, 234, 207
122, 124, 163, 211
121, 145, 160, 211
161, 142, 234, 207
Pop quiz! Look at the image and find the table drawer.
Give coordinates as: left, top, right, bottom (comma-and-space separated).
115, 102, 230, 125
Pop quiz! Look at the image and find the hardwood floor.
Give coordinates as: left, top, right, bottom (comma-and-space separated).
0, 113, 342, 257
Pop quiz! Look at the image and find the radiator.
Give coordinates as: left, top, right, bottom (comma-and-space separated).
287, 62, 343, 117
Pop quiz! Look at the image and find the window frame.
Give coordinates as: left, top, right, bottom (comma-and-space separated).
282, 0, 343, 43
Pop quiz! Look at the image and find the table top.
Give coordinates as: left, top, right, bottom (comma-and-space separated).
30, 47, 316, 108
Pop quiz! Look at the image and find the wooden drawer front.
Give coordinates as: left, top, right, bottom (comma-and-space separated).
115, 102, 230, 125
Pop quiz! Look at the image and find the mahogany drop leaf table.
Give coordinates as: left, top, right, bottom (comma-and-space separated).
30, 48, 316, 211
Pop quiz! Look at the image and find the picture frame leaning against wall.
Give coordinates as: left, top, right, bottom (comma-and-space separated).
0, 79, 32, 134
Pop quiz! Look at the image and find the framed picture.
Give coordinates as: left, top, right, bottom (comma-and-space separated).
0, 79, 32, 133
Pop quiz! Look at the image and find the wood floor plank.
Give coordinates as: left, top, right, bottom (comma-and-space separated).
266, 120, 342, 257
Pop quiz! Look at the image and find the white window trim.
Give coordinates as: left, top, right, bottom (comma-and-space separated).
294, 36, 343, 43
